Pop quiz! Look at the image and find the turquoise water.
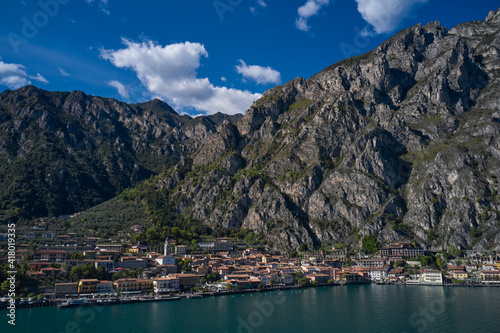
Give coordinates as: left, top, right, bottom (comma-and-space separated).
5, 285, 500, 333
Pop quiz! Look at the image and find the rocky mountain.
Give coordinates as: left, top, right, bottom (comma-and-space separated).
2, 9, 500, 253
0, 86, 241, 219
137, 8, 500, 252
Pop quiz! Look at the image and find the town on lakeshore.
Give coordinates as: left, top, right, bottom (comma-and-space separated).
2, 219, 500, 309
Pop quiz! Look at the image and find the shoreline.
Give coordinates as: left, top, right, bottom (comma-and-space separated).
3, 281, 500, 311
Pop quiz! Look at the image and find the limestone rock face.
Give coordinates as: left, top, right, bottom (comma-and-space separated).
153, 9, 500, 251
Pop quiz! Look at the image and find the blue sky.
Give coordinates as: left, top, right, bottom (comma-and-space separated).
0, 0, 498, 115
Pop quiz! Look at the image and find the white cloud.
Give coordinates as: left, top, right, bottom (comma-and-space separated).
221, 77, 227, 83
108, 80, 129, 99
235, 60, 281, 85
355, 0, 428, 34
250, 0, 267, 15
295, 0, 330, 31
86, 0, 110, 14
0, 61, 48, 89
100, 39, 261, 115
58, 67, 70, 77
31, 73, 48, 84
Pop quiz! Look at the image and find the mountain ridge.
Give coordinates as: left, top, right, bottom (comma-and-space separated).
134, 8, 500, 252
1, 8, 500, 253
0, 85, 240, 219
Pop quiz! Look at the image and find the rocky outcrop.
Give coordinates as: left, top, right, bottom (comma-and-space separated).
150, 8, 500, 252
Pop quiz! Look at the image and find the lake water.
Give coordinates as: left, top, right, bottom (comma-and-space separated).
6, 285, 500, 333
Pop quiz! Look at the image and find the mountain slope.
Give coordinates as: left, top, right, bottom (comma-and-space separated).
133, 9, 500, 251
0, 87, 239, 219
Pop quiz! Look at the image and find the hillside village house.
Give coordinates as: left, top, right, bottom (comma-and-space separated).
34, 250, 68, 261
96, 244, 124, 251
95, 259, 115, 272
175, 245, 187, 256
380, 242, 424, 260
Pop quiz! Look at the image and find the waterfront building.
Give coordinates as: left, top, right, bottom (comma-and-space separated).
281, 274, 294, 285
97, 281, 114, 293
153, 277, 180, 293
480, 270, 500, 283
309, 274, 330, 284
78, 279, 99, 294
450, 270, 469, 280
168, 273, 203, 288
54, 282, 78, 297
114, 278, 154, 293
420, 270, 443, 285
341, 272, 361, 282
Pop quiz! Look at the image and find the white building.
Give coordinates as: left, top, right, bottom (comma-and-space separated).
153, 277, 180, 293
420, 270, 443, 285
156, 238, 176, 266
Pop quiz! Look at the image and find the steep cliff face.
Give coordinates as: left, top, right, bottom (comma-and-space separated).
0, 87, 239, 219
150, 9, 500, 251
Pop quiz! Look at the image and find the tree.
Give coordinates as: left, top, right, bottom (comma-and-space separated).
180, 259, 192, 272
420, 255, 438, 269
258, 283, 264, 289
207, 272, 220, 282
436, 257, 445, 270
298, 243, 308, 252
427, 230, 438, 241
344, 258, 353, 267
270, 277, 275, 286
471, 226, 482, 238
362, 235, 379, 254
1, 280, 10, 296
298, 277, 309, 287
70, 252, 84, 260
394, 260, 407, 268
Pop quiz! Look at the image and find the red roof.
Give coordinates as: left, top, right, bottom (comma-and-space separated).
35, 250, 69, 254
